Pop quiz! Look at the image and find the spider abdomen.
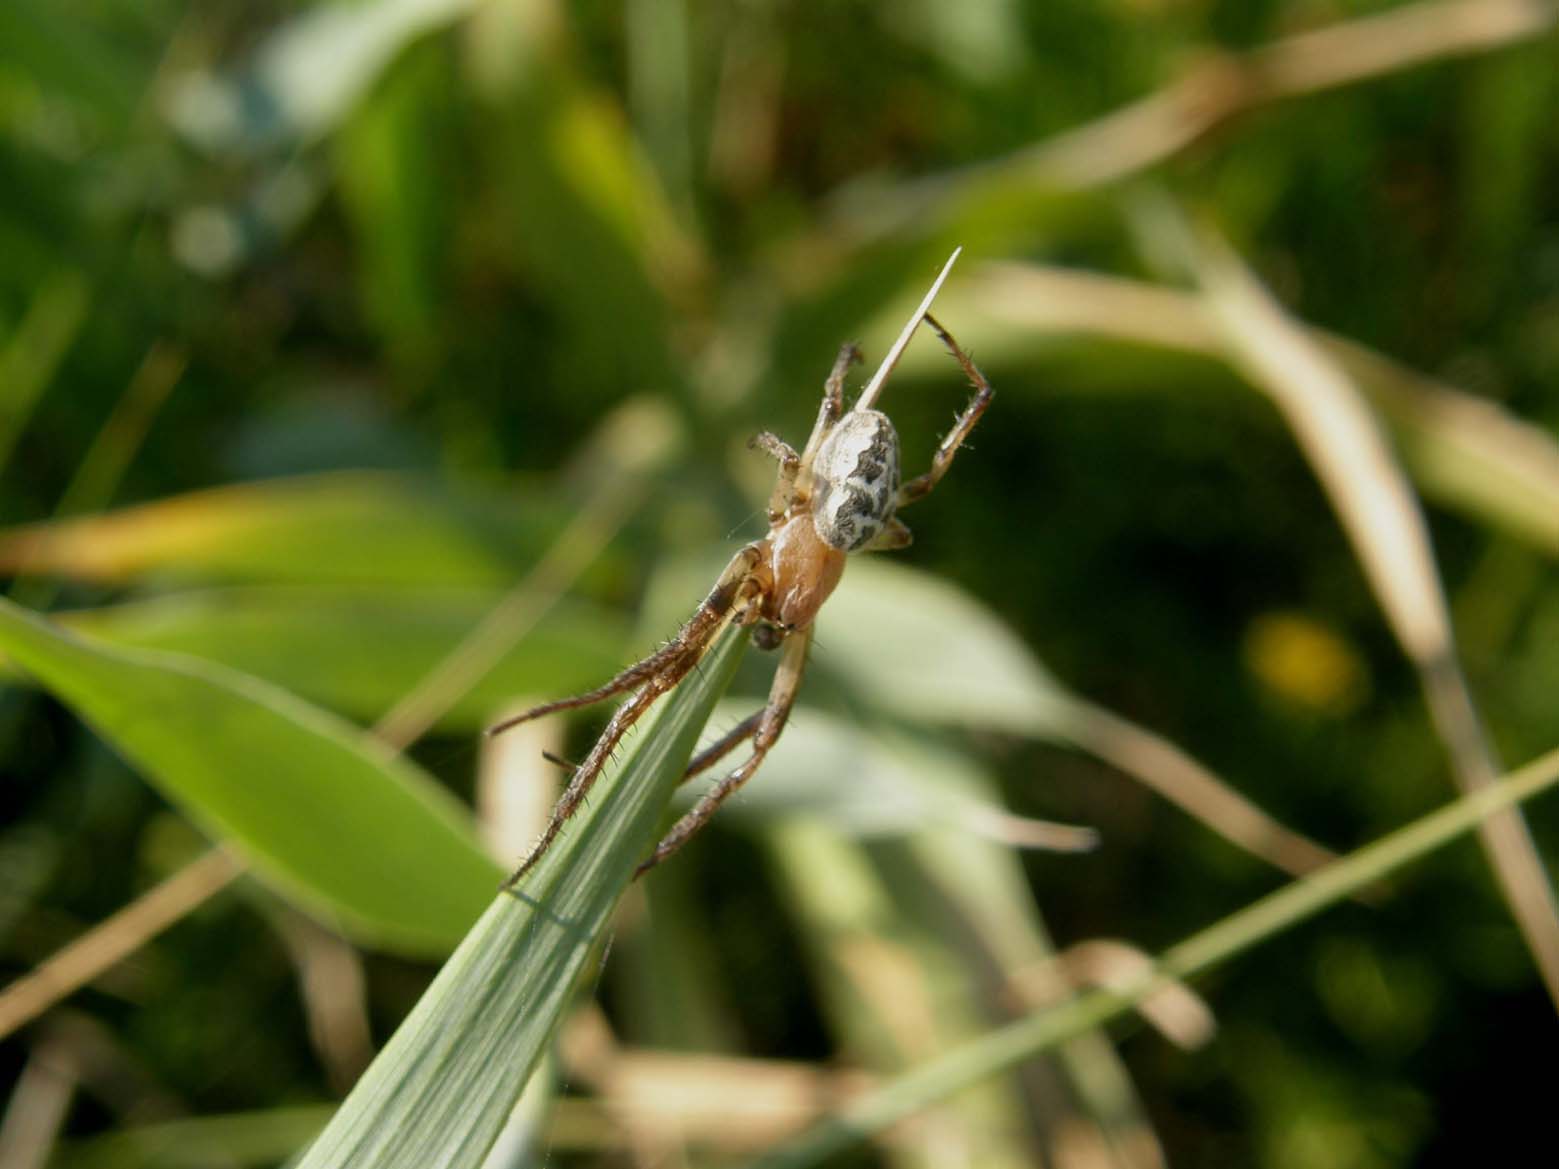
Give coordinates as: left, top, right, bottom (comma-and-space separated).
810, 409, 900, 551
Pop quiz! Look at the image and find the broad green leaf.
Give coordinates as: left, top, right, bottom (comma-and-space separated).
689, 700, 1092, 849
642, 554, 1067, 736
0, 471, 576, 587
295, 625, 747, 1169
0, 597, 497, 954
2, 587, 629, 731
816, 557, 1069, 735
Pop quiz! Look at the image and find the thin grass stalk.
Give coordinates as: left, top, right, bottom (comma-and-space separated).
749, 740, 1559, 1169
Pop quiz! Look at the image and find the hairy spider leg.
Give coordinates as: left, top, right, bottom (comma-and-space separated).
894, 313, 994, 510
799, 343, 861, 466
678, 709, 765, 785
487, 545, 764, 737
861, 516, 913, 552
636, 629, 810, 876
749, 432, 801, 523
498, 543, 765, 887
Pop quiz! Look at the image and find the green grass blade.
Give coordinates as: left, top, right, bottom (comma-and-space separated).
8, 587, 630, 732
0, 597, 496, 954
0, 268, 90, 475
295, 624, 747, 1169
0, 472, 578, 587
750, 740, 1559, 1169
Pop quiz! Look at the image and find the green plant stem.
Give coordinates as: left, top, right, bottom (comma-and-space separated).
749, 740, 1559, 1169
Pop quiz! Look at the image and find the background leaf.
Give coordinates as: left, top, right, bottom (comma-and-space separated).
1, 587, 629, 730
0, 472, 580, 587
0, 597, 497, 954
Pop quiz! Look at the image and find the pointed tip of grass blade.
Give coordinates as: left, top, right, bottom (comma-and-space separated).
296, 626, 747, 1169
855, 248, 962, 412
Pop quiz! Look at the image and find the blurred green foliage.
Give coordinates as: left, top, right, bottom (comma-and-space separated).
4, 0, 1559, 1165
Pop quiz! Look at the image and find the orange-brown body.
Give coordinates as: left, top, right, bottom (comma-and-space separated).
759, 513, 848, 632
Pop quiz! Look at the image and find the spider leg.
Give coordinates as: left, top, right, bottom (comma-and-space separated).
488, 544, 763, 737
498, 544, 765, 887
894, 313, 993, 509
800, 343, 861, 465
861, 516, 912, 552
504, 678, 669, 886
679, 710, 764, 785
636, 628, 810, 877
749, 432, 801, 522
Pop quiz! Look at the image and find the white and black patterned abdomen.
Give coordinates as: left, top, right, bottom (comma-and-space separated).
810, 409, 900, 551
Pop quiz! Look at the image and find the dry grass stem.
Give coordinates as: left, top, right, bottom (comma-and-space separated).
833, 0, 1554, 235
540, 1054, 872, 1153
1190, 231, 1559, 1008
968, 261, 1559, 551
1010, 940, 1217, 1051
0, 848, 242, 1042
1060, 697, 1338, 881
271, 912, 376, 1095
954, 802, 1101, 853
0, 1032, 78, 1169
477, 705, 565, 862
367, 469, 630, 749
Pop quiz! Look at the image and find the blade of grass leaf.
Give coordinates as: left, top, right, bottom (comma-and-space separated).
900, 831, 1170, 1164
8, 341, 184, 612
749, 739, 1559, 1169
0, 406, 670, 1035
0, 472, 575, 588
949, 261, 1559, 556
826, 0, 1556, 244
816, 559, 1336, 878
0, 849, 241, 1042
1179, 222, 1559, 1007
0, 598, 497, 955
294, 624, 747, 1169
6, 588, 629, 732
0, 268, 90, 475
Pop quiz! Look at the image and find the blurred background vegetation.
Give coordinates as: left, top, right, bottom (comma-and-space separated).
3, 0, 1559, 1165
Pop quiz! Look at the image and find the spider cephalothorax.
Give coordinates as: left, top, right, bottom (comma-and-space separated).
494, 250, 991, 884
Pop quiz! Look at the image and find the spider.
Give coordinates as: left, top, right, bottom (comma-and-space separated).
493, 250, 991, 886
